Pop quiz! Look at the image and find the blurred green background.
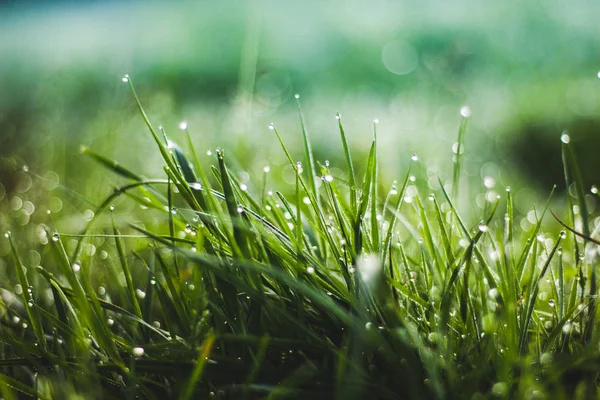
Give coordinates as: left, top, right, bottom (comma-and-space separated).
1, 0, 600, 257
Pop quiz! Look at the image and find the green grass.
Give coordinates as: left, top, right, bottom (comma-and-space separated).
1, 76, 599, 399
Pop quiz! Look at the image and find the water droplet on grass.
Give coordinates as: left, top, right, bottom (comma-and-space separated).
72, 263, 81, 272
460, 106, 471, 118
323, 175, 333, 182
478, 224, 489, 232
132, 347, 145, 357
121, 74, 129, 83
178, 121, 188, 130
268, 123, 275, 130
561, 133, 571, 144
335, 113, 341, 120
52, 233, 60, 242
263, 166, 270, 173
591, 185, 598, 194
411, 153, 418, 161
373, 118, 379, 124
22, 165, 29, 172
294, 93, 300, 99
306, 266, 315, 274
548, 299, 555, 307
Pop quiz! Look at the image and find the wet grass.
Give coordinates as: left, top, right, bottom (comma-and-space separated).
1, 76, 599, 399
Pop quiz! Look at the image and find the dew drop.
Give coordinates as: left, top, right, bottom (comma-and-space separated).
206, 150, 212, 156
240, 184, 248, 191
294, 93, 300, 99
561, 133, 571, 144
324, 174, 334, 182
52, 233, 60, 242
22, 165, 29, 172
4, 231, 10, 238
548, 299, 555, 307
591, 185, 598, 194
306, 266, 315, 274
411, 153, 418, 161
121, 74, 129, 83
263, 166, 270, 173
478, 224, 489, 232
373, 118, 379, 124
191, 182, 202, 190
72, 263, 81, 272
335, 113, 341, 120
178, 121, 188, 130
268, 123, 275, 130
460, 106, 471, 118
136, 289, 146, 299
109, 204, 115, 211
597, 71, 600, 79
132, 346, 145, 357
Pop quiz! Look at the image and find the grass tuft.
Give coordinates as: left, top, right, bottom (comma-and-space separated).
1, 79, 599, 399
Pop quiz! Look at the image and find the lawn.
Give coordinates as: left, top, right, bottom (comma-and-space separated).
1, 1, 600, 399
0, 74, 599, 399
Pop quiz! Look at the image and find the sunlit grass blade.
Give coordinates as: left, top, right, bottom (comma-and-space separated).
7, 234, 47, 350
295, 95, 319, 202
451, 111, 469, 202
111, 214, 143, 319
336, 113, 357, 216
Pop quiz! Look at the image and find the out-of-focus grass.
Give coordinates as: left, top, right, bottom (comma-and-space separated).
1, 1, 599, 202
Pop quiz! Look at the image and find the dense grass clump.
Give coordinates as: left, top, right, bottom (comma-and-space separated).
1, 76, 599, 399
